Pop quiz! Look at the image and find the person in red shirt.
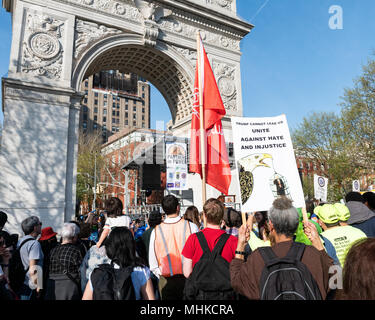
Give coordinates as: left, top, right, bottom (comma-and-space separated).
182, 198, 238, 277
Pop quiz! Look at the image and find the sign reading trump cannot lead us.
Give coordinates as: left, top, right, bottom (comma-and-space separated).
231, 114, 305, 213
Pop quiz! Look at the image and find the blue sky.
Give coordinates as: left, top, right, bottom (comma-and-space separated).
1, 0, 375, 131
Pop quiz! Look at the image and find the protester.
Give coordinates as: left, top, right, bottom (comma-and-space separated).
38, 226, 58, 297
314, 203, 366, 267
15, 216, 44, 300
0, 230, 15, 300
45, 223, 83, 300
141, 211, 162, 263
363, 191, 375, 212
82, 227, 155, 300
69, 221, 90, 258
84, 211, 100, 243
345, 191, 375, 237
230, 197, 334, 300
149, 195, 199, 300
96, 197, 131, 248
182, 198, 238, 300
0, 211, 8, 232
79, 238, 111, 293
183, 206, 201, 229
336, 238, 375, 300
221, 207, 242, 238
77, 222, 96, 250
133, 219, 146, 240
140, 211, 162, 299
254, 211, 268, 240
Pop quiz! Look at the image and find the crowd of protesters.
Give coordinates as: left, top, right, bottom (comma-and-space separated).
0, 190, 375, 300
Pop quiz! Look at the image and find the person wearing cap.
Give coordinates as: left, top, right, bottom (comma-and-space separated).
345, 192, 375, 237
334, 203, 351, 226
314, 204, 367, 267
39, 227, 58, 298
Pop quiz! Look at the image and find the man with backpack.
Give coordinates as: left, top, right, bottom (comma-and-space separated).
12, 216, 44, 300
182, 198, 238, 300
230, 197, 334, 300
148, 195, 199, 300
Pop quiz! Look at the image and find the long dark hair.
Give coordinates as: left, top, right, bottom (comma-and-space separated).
338, 238, 375, 300
183, 206, 200, 228
105, 227, 144, 268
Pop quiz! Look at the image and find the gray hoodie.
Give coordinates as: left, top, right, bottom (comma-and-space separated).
347, 201, 375, 224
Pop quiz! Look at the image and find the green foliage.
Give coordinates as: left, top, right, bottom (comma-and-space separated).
292, 112, 358, 200
292, 57, 375, 199
340, 58, 375, 170
76, 130, 104, 204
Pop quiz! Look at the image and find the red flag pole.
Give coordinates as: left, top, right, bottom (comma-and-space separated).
197, 30, 207, 206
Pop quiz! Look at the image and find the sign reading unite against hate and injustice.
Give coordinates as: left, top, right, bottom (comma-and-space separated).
166, 142, 188, 191
231, 114, 305, 212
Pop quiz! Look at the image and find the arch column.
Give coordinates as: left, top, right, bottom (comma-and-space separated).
0, 79, 82, 233
0, 2, 78, 234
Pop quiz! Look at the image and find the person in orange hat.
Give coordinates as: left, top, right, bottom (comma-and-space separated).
39, 227, 58, 299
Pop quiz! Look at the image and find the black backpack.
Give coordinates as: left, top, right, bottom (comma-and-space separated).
91, 264, 136, 300
183, 232, 236, 300
258, 242, 322, 300
8, 238, 34, 294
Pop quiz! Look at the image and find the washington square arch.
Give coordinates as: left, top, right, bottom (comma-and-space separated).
0, 0, 253, 234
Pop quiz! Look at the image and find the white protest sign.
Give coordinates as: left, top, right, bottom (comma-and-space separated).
352, 180, 360, 192
314, 174, 328, 202
231, 114, 305, 212
166, 142, 188, 191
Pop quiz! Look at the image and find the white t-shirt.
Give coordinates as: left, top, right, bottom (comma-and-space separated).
104, 216, 132, 231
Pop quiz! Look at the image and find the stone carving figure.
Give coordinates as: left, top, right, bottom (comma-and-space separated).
133, 0, 173, 47
134, 0, 172, 22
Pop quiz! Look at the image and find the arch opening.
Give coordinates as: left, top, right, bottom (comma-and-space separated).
73, 35, 195, 127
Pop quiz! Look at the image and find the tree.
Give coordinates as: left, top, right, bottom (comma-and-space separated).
292, 112, 360, 201
76, 129, 105, 210
340, 57, 375, 171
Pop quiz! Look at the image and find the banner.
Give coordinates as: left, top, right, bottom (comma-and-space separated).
352, 180, 360, 192
166, 142, 188, 191
231, 114, 305, 212
314, 174, 328, 202
189, 33, 231, 195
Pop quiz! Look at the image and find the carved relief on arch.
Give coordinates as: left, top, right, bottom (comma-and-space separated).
21, 11, 65, 79
158, 17, 241, 52
212, 60, 238, 112
206, 0, 234, 11
74, 19, 122, 61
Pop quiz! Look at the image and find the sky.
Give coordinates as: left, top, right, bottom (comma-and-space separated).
1, 0, 375, 132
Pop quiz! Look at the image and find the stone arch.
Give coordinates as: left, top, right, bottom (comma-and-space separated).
72, 33, 195, 125
0, 0, 252, 234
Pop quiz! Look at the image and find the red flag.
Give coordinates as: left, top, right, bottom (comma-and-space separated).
189, 35, 231, 195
